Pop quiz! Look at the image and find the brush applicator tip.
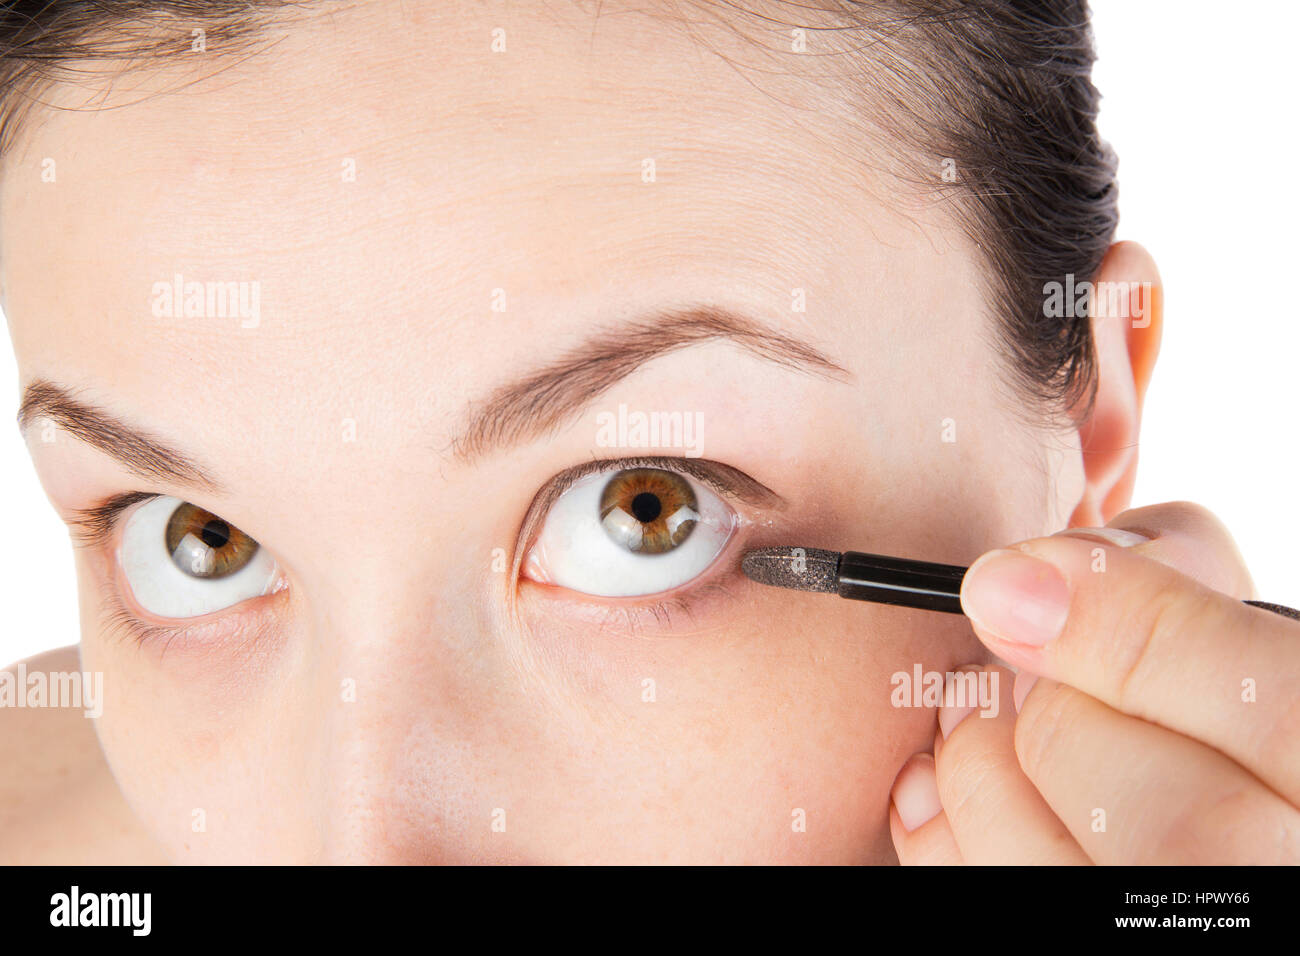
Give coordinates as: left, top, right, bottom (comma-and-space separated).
741, 546, 840, 594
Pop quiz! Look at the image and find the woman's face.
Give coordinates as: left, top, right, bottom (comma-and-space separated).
3, 2, 1082, 862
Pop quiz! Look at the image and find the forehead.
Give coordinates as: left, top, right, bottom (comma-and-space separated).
1, 1, 982, 466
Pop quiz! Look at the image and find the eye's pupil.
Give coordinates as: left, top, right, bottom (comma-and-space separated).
630, 492, 661, 523
199, 519, 231, 550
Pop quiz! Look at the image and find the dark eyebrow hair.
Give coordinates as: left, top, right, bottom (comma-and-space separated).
17, 308, 844, 483
451, 306, 849, 462
17, 380, 220, 492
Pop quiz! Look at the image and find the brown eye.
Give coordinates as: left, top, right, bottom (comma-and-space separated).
164, 502, 259, 579
599, 468, 700, 554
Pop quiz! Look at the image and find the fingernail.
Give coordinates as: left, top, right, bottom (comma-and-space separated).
1013, 670, 1039, 713
892, 755, 942, 832
962, 550, 1070, 647
1059, 527, 1152, 548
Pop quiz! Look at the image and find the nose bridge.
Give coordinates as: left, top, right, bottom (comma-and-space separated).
302, 543, 484, 863
271, 441, 525, 860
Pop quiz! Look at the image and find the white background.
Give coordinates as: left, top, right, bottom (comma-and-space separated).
2, 1, 1297, 665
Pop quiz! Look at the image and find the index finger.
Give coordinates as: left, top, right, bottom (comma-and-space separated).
959, 531, 1300, 802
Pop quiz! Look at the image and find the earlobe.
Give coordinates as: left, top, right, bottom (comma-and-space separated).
1067, 240, 1164, 528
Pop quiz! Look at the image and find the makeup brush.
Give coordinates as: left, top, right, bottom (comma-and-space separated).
741, 546, 1300, 621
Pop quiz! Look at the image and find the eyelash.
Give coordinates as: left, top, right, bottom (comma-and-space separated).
68, 490, 158, 550
71, 455, 763, 644
69, 456, 753, 549
576, 579, 741, 638
525, 455, 769, 514
99, 588, 192, 651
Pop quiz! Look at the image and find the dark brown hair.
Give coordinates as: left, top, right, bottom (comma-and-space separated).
0, 0, 1116, 426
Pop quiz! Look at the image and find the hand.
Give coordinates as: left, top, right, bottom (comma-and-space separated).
888, 501, 1300, 864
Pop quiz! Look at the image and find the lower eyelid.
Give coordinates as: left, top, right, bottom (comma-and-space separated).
100, 553, 288, 650
99, 592, 290, 671
515, 562, 742, 636
100, 591, 206, 648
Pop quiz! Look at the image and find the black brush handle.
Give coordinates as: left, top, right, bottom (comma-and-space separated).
836, 551, 1300, 622
836, 551, 966, 614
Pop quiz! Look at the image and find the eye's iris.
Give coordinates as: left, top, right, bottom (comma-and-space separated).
599, 468, 699, 554
164, 503, 259, 579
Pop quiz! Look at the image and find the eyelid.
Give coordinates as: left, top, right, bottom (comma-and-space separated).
541, 456, 783, 513
68, 491, 160, 549
71, 458, 774, 596
101, 570, 288, 654
101, 584, 202, 649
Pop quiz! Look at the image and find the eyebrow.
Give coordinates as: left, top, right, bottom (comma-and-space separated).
451, 306, 849, 461
17, 380, 221, 492
16, 307, 848, 484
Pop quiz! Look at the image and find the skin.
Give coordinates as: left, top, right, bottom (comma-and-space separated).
0, 1, 1293, 864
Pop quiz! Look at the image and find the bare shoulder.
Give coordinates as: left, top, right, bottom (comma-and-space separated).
0, 645, 169, 864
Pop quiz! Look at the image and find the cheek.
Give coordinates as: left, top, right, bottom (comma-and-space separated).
76, 636, 268, 862
73, 550, 299, 862
69, 529, 990, 864
453, 592, 981, 863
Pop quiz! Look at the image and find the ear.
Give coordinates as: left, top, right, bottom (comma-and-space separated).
1067, 240, 1163, 528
